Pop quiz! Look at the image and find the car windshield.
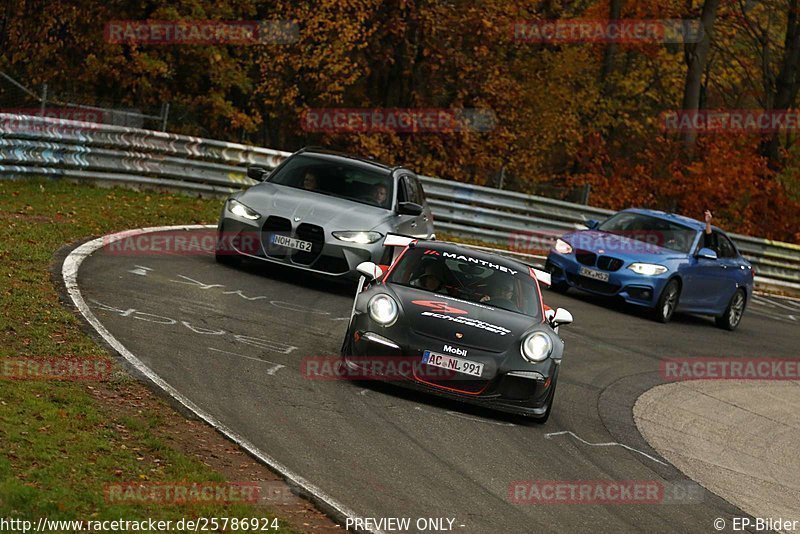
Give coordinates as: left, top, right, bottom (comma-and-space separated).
267, 154, 393, 209
387, 247, 542, 318
597, 212, 698, 253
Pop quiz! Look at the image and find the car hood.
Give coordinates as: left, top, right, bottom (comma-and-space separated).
561, 230, 688, 260
390, 284, 540, 354
241, 182, 393, 230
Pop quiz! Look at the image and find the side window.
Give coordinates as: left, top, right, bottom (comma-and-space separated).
698, 231, 717, 254
403, 176, 423, 205
412, 176, 426, 204
397, 177, 409, 203
716, 232, 737, 258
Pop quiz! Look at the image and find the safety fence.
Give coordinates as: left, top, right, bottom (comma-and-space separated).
1, 113, 798, 291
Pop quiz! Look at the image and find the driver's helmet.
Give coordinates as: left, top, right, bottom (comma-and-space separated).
490, 276, 514, 299
411, 258, 447, 291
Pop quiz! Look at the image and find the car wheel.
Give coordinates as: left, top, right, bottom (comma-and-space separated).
653, 279, 680, 323
715, 289, 746, 331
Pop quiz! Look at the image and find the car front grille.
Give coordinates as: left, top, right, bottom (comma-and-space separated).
261, 216, 292, 258
575, 250, 597, 266
597, 255, 624, 272
292, 223, 324, 265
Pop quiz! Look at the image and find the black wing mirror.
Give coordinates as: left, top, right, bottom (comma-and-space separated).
246, 165, 270, 181
585, 219, 599, 230
397, 202, 423, 216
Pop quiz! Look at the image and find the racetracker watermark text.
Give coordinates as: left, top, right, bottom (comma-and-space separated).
300, 108, 497, 133
104, 481, 293, 505
660, 358, 800, 381
105, 20, 298, 44
508, 480, 704, 505
662, 110, 800, 133
512, 19, 703, 43
0, 357, 111, 381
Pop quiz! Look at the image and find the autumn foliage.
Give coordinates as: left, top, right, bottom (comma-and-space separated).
0, 0, 798, 241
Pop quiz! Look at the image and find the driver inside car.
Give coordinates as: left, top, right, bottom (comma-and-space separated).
410, 260, 449, 293
480, 277, 516, 310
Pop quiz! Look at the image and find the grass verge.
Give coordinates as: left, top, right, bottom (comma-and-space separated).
0, 179, 318, 532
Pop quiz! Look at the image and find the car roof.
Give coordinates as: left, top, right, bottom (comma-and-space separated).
295, 147, 400, 174
412, 241, 530, 273
620, 208, 710, 232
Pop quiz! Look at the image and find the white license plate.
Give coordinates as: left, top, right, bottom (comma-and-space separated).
422, 350, 484, 378
579, 266, 609, 282
271, 234, 313, 252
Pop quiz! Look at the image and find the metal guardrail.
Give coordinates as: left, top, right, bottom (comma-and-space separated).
1, 113, 798, 291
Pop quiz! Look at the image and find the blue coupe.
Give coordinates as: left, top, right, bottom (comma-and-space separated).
545, 208, 754, 329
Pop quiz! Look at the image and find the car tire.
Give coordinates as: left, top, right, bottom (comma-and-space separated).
653, 279, 680, 323
715, 289, 746, 331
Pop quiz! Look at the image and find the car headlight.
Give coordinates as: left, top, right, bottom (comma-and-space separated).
628, 263, 668, 276
520, 332, 553, 363
333, 231, 383, 244
368, 294, 399, 326
228, 199, 260, 220
554, 238, 573, 254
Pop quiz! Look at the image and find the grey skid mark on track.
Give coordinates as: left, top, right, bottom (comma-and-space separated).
207, 347, 286, 375
63, 225, 370, 533
128, 265, 153, 276
545, 430, 668, 466
414, 406, 516, 427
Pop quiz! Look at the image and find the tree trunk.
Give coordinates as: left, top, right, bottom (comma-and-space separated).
600, 0, 623, 89
762, 0, 800, 168
681, 0, 720, 153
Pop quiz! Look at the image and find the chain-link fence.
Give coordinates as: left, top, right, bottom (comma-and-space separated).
0, 71, 169, 130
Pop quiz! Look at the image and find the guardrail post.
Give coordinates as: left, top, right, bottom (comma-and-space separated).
160, 103, 170, 131
39, 83, 47, 117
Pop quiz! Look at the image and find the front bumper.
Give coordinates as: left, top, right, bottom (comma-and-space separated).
546, 252, 670, 308
343, 322, 558, 417
218, 216, 388, 280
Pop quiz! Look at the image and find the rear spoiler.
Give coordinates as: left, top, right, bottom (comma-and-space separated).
530, 267, 551, 287
383, 234, 418, 264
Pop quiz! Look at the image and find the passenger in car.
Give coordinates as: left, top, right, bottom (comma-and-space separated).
372, 183, 389, 207
303, 171, 319, 191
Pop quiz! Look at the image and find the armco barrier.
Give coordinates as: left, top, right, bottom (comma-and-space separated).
1, 113, 798, 291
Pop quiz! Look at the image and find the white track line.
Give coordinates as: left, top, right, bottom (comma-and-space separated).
63, 225, 377, 533
544, 430, 668, 466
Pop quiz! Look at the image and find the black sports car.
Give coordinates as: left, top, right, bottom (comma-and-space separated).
341, 237, 573, 422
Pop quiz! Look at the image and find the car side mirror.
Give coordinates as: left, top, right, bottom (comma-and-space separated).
696, 247, 718, 260
551, 308, 573, 328
356, 261, 384, 280
397, 202, 423, 216
585, 219, 599, 230
247, 165, 270, 181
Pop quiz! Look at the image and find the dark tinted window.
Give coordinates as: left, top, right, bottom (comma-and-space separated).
268, 155, 393, 209
597, 212, 697, 253
387, 247, 541, 317
401, 176, 424, 205
715, 232, 737, 258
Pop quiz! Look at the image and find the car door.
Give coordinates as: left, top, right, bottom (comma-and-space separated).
682, 232, 728, 311
714, 232, 747, 310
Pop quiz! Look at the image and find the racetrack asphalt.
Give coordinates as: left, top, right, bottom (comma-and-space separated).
66, 228, 798, 534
